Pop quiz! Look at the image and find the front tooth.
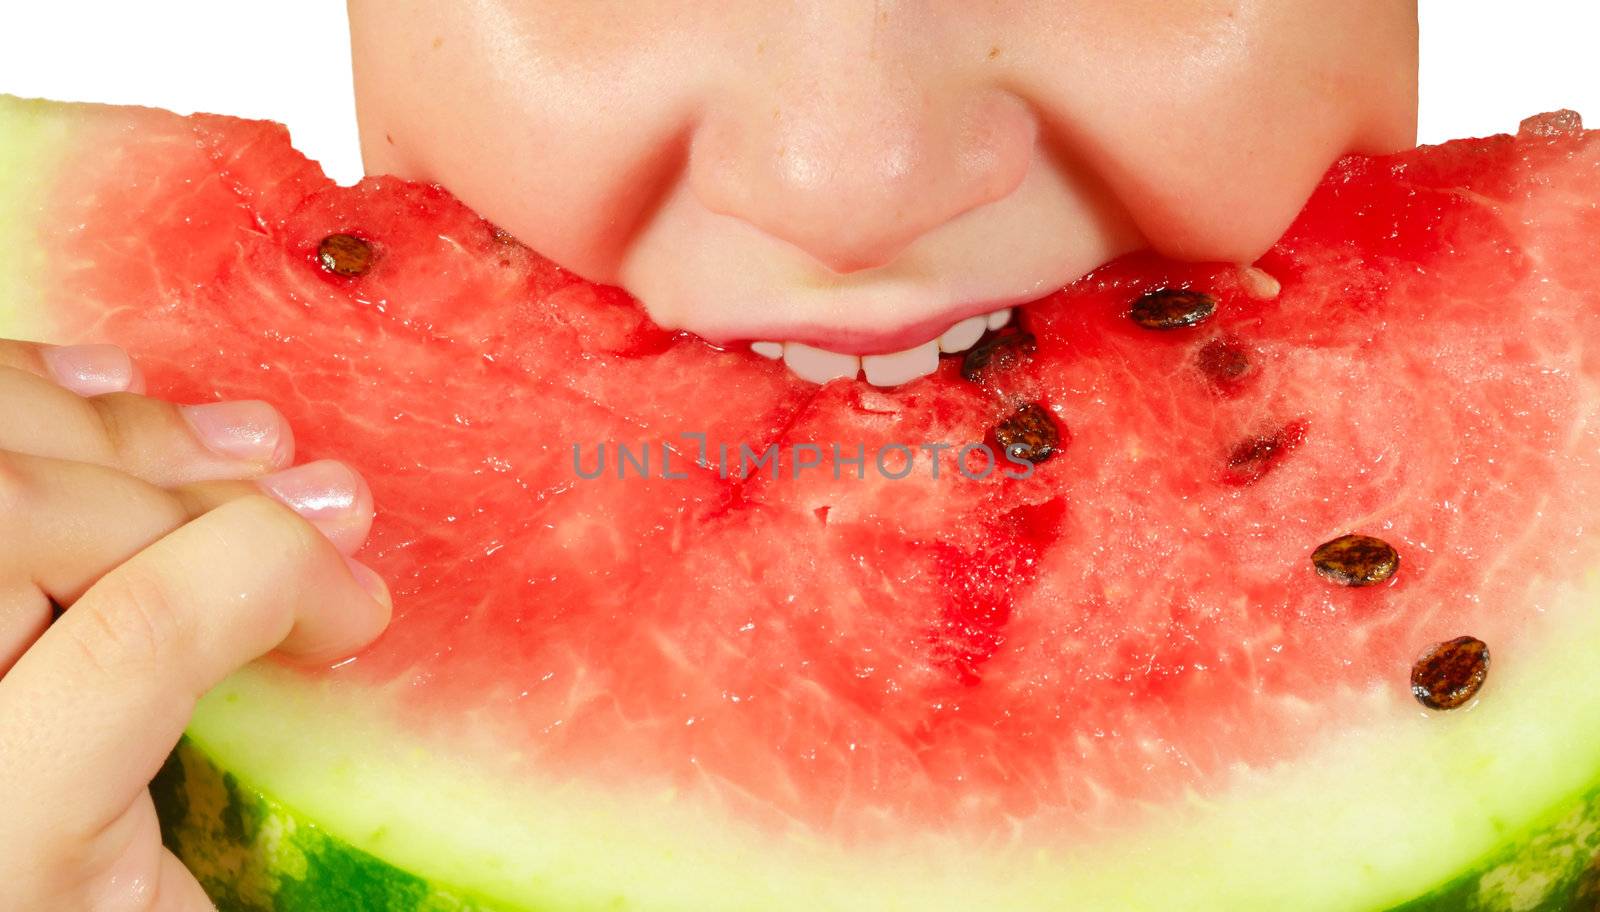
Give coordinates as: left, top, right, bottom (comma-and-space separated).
783, 342, 861, 384
750, 341, 783, 359
986, 308, 1012, 331
938, 315, 988, 353
863, 339, 939, 387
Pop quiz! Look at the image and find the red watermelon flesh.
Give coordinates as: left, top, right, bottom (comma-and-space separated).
11, 99, 1600, 891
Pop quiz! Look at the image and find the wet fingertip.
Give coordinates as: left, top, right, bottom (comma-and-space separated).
39, 343, 139, 396
181, 400, 294, 466
283, 556, 389, 665
258, 460, 375, 553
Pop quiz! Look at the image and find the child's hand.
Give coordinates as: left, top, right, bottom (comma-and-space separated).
0, 341, 391, 911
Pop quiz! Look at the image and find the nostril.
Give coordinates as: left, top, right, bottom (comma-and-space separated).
689, 89, 1037, 274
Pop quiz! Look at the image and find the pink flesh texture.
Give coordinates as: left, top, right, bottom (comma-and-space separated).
36, 106, 1600, 843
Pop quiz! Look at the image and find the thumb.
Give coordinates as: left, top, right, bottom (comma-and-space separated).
0, 495, 389, 872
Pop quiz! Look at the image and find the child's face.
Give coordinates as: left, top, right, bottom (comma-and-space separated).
350, 1, 1416, 375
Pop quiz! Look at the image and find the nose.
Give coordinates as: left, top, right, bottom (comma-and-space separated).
689, 85, 1037, 274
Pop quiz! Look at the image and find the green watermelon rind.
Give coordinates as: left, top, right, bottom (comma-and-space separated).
153, 695, 1600, 912
153, 740, 499, 912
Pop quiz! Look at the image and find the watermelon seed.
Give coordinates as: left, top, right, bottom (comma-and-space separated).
318, 233, 375, 277
1410, 636, 1489, 711
961, 328, 1035, 384
1196, 338, 1253, 388
1130, 288, 1217, 330
1311, 534, 1399, 587
992, 403, 1062, 464
1222, 421, 1307, 486
1237, 265, 1282, 300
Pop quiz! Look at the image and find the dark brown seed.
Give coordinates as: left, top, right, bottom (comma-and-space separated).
1222, 421, 1307, 486
1196, 338, 1253, 387
961, 329, 1036, 384
1311, 534, 1400, 587
1130, 288, 1217, 330
992, 403, 1063, 464
318, 233, 375, 277
1410, 636, 1489, 710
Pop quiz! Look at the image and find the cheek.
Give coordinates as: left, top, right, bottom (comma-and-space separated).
350, 0, 702, 284
1011, 0, 1418, 262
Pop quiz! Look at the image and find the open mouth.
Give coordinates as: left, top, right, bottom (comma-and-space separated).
743, 305, 1017, 386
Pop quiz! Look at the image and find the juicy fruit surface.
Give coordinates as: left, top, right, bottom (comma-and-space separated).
27, 104, 1600, 848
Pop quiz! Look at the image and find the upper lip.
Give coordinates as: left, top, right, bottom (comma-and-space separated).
701, 297, 1027, 356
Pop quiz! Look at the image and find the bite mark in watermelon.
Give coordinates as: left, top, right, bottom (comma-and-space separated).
5, 97, 1600, 910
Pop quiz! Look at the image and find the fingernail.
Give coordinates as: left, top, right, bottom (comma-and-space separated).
39, 344, 138, 396
343, 556, 393, 611
258, 459, 373, 532
181, 401, 293, 465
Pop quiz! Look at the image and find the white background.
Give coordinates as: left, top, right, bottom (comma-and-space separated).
0, 1, 1596, 187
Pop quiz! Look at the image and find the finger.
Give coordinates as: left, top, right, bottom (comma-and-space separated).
0, 583, 50, 675
247, 459, 377, 555
0, 338, 145, 395
0, 365, 294, 486
0, 495, 392, 841
0, 453, 376, 682
0, 452, 377, 609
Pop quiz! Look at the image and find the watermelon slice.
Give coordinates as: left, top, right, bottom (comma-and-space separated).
4, 95, 1600, 911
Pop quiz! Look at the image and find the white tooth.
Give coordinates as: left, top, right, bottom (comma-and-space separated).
750, 341, 783, 359
986, 308, 1012, 331
863, 339, 939, 387
783, 342, 861, 384
937, 315, 988, 353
